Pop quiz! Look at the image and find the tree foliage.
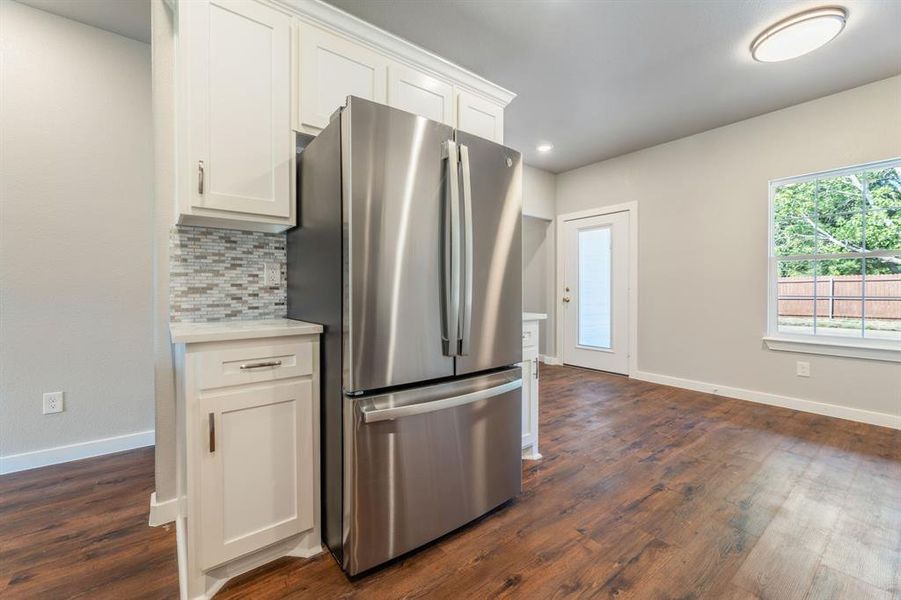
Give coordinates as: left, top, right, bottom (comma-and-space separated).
774, 167, 901, 277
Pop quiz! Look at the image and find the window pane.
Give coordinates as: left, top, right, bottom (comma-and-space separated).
815, 211, 864, 254
773, 180, 816, 220
864, 257, 901, 342
864, 209, 901, 252
862, 168, 901, 211
578, 227, 611, 348
774, 216, 815, 256
816, 174, 864, 215
814, 259, 863, 338
777, 260, 815, 335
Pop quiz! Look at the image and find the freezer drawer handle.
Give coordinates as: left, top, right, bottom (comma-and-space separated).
361, 378, 522, 423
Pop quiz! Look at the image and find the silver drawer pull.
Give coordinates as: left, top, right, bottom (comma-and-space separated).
239, 360, 282, 370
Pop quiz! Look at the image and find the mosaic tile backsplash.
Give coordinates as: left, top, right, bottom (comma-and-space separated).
170, 226, 287, 322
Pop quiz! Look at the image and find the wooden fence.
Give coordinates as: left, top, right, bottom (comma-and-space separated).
777, 274, 900, 320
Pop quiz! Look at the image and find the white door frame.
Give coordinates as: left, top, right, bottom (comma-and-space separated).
555, 202, 639, 376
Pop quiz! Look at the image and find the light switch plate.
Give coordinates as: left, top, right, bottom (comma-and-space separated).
43, 391, 64, 414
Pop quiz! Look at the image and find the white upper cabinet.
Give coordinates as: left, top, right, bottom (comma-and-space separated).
182, 0, 293, 230
173, 0, 513, 232
457, 90, 505, 144
387, 64, 454, 125
296, 22, 388, 132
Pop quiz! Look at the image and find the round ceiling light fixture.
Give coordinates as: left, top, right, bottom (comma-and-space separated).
536, 143, 554, 153
751, 7, 847, 62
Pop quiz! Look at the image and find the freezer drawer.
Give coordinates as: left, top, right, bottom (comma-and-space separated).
342, 368, 523, 575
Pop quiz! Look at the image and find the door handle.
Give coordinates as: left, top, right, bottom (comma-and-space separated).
208, 412, 215, 453
442, 140, 461, 356
562, 296, 571, 303
198, 160, 204, 195
361, 379, 522, 423
458, 143, 473, 356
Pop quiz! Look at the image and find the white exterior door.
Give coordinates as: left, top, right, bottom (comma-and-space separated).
561, 211, 630, 374
186, 0, 292, 218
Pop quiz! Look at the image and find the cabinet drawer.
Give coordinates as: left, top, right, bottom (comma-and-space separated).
522, 322, 539, 350
196, 341, 313, 390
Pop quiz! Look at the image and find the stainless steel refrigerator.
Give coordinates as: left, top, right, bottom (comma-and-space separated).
287, 97, 522, 576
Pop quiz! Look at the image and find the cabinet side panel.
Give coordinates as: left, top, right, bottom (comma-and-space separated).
286, 120, 343, 560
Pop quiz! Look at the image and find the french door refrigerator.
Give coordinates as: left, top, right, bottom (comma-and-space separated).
287, 97, 522, 576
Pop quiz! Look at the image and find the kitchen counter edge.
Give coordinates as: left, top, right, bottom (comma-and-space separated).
170, 318, 323, 344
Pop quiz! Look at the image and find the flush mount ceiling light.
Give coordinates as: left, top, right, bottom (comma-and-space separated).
536, 143, 554, 153
751, 7, 847, 62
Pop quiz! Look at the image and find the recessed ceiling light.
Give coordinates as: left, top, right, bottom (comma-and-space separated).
536, 143, 554, 153
751, 7, 847, 62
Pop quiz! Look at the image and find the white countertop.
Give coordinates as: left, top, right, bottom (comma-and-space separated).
170, 318, 323, 344
523, 312, 548, 321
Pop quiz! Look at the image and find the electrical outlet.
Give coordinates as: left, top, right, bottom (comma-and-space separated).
43, 391, 64, 414
264, 262, 280, 287
796, 361, 810, 377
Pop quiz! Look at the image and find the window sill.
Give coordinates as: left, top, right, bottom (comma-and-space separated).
763, 335, 901, 363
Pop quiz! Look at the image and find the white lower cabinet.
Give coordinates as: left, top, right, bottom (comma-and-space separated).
521, 318, 542, 459
196, 379, 314, 570
171, 322, 322, 600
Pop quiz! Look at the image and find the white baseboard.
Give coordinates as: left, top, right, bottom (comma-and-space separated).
632, 370, 900, 430
540, 355, 562, 365
149, 491, 178, 526
0, 429, 155, 475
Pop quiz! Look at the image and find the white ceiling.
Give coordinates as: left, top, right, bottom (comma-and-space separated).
16, 0, 150, 44
325, 0, 901, 172
16, 0, 900, 172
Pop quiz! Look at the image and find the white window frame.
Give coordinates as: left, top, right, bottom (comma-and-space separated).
763, 157, 901, 363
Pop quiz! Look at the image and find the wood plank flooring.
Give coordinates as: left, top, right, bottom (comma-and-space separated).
1, 365, 898, 599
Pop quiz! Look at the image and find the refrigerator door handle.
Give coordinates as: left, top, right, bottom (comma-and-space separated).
459, 143, 474, 356
443, 139, 461, 356
360, 378, 522, 423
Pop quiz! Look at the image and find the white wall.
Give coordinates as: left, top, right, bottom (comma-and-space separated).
0, 1, 154, 470
151, 0, 177, 502
522, 165, 556, 356
556, 75, 901, 420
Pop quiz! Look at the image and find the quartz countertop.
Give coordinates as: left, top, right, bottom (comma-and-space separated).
523, 312, 548, 321
170, 318, 323, 344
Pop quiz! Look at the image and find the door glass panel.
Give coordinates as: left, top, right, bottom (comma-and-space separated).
578, 227, 612, 348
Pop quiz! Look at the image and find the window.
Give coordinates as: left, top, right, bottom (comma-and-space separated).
766, 158, 901, 361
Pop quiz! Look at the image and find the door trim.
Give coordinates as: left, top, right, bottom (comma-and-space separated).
555, 202, 638, 377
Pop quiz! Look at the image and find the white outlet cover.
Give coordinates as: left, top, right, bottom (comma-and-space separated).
43, 391, 64, 414
264, 262, 280, 287
796, 361, 810, 377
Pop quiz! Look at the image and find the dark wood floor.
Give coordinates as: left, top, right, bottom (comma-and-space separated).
1, 366, 898, 599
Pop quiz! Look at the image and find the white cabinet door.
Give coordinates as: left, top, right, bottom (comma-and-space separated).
388, 64, 453, 124
196, 379, 314, 570
297, 22, 388, 131
185, 0, 292, 218
457, 90, 505, 143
